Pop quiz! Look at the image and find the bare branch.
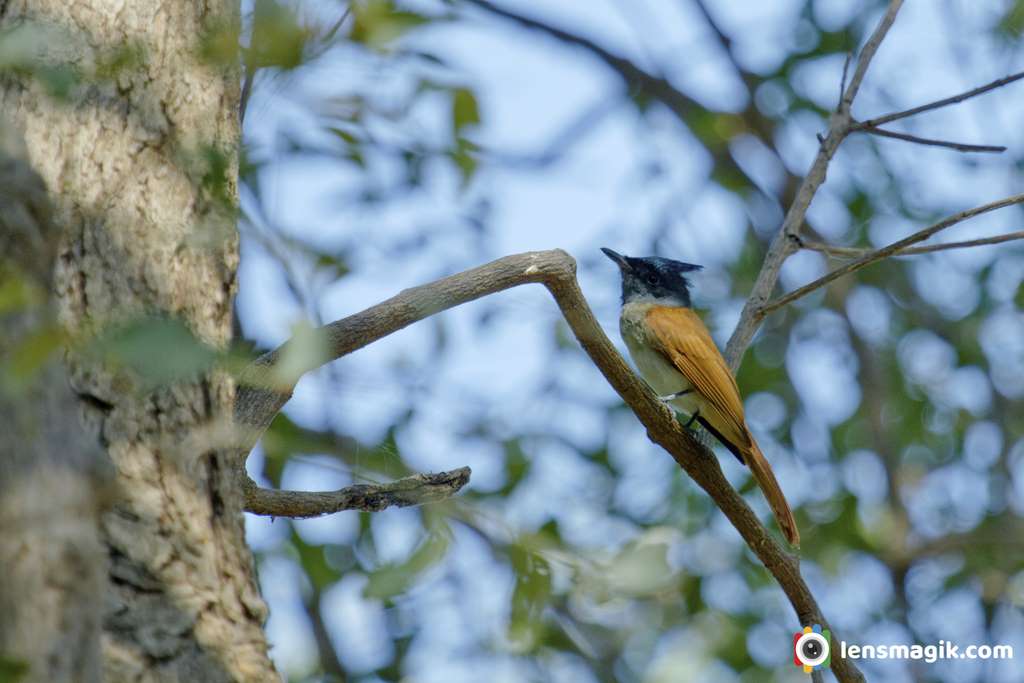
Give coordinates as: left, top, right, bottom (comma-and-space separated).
233, 251, 569, 441
762, 193, 1024, 316
839, 1, 905, 110
723, 0, 904, 370
801, 230, 1024, 258
854, 69, 1024, 129
243, 471, 471, 518
239, 66, 255, 125
855, 125, 1006, 153
320, 6, 353, 44
235, 249, 864, 682
839, 52, 853, 105
244, 467, 472, 518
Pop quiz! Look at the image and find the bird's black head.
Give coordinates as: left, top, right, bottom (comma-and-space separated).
601, 247, 702, 307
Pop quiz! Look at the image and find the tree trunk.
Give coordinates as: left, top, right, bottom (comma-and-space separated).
0, 1, 277, 680
0, 131, 109, 683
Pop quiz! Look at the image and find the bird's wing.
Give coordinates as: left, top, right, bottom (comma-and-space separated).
645, 306, 801, 547
644, 306, 751, 449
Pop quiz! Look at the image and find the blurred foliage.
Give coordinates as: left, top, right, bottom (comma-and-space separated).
350, 0, 432, 50
83, 316, 219, 390
220, 1, 1024, 683
0, 656, 27, 683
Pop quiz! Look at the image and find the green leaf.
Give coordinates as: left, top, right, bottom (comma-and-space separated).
997, 0, 1024, 38
91, 316, 218, 388
199, 145, 233, 206
364, 529, 450, 598
451, 138, 479, 188
270, 320, 331, 388
602, 537, 675, 596
508, 544, 551, 651
35, 64, 78, 100
350, 0, 430, 51
330, 127, 361, 146
291, 533, 342, 591
1, 324, 65, 389
0, 268, 45, 314
94, 42, 146, 81
0, 656, 28, 683
329, 129, 366, 169
499, 439, 531, 495
314, 251, 351, 279
451, 87, 480, 137
249, 0, 310, 70
199, 19, 241, 67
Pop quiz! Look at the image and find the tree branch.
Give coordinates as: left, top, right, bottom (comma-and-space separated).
761, 193, 1024, 316
723, 0, 905, 369
841, 3, 905, 108
801, 230, 1024, 258
853, 69, 1024, 129
854, 125, 1006, 153
243, 467, 472, 518
235, 249, 864, 682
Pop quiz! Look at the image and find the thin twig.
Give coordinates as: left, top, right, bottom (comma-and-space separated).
854, 69, 1024, 129
801, 230, 1024, 258
840, 1, 905, 110
244, 467, 471, 517
723, 0, 904, 370
239, 65, 255, 125
234, 250, 865, 682
856, 125, 1006, 153
240, 7, 353, 125
760, 193, 1024, 316
321, 6, 353, 44
839, 52, 853, 106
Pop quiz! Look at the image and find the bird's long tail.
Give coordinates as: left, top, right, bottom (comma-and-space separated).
744, 440, 800, 548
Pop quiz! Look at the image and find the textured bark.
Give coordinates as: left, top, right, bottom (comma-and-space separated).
0, 134, 109, 683
0, 1, 277, 681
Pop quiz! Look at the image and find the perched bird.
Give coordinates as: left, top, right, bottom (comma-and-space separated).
601, 248, 799, 547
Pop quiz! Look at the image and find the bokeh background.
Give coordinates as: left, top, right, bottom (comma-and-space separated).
235, 1, 1024, 681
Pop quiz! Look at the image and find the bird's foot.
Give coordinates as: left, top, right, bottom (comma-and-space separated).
657, 389, 692, 402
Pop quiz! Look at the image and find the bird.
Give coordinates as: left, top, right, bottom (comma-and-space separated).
601, 247, 799, 547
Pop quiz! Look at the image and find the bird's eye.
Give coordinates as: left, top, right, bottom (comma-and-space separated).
646, 274, 659, 285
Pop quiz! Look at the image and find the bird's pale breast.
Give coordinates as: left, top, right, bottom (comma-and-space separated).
619, 302, 703, 416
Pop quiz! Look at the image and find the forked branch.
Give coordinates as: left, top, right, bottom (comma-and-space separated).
724, 3, 1024, 367
723, 0, 905, 369
234, 249, 865, 682
801, 230, 1024, 259
761, 193, 1024, 316
854, 126, 1006, 153
852, 69, 1024, 130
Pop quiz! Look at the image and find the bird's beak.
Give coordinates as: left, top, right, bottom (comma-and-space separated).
601, 247, 631, 271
